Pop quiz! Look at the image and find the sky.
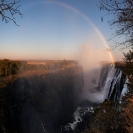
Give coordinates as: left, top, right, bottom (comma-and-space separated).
0, 0, 125, 61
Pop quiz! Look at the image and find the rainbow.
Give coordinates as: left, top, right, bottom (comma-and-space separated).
27, 1, 115, 63
52, 1, 115, 63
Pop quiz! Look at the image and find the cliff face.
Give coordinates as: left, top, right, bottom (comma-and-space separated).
0, 63, 128, 133
61, 64, 128, 133
1, 66, 83, 133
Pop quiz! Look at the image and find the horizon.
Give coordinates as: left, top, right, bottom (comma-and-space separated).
0, 0, 127, 62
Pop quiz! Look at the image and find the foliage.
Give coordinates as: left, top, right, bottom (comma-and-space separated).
122, 47, 133, 132
83, 100, 127, 133
0, 60, 82, 133
123, 49, 133, 77
0, 59, 20, 77
0, 0, 22, 25
99, 0, 133, 50
122, 95, 133, 133
81, 50, 133, 133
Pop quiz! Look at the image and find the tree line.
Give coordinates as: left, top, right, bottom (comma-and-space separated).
0, 59, 77, 77
0, 59, 20, 77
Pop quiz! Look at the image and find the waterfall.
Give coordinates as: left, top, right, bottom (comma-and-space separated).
98, 64, 126, 100
61, 63, 127, 132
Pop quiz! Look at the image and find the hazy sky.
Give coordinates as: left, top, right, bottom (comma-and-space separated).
0, 0, 125, 61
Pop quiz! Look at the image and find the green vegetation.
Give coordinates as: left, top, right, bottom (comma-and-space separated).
0, 59, 82, 133
123, 49, 133, 76
81, 50, 133, 133
84, 100, 125, 133
84, 1, 133, 132
0, 59, 20, 77
0, 59, 77, 87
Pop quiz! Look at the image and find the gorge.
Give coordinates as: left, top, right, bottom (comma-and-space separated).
0, 61, 128, 133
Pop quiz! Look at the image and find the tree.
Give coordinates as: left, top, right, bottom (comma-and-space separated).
123, 49, 133, 76
0, 0, 22, 26
99, 0, 133, 50
0, 59, 20, 77
85, 100, 127, 133
122, 95, 133, 133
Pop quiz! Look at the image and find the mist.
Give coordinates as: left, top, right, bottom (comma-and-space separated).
77, 43, 113, 103
0, 0, 127, 132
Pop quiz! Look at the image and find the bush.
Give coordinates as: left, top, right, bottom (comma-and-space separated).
0, 59, 20, 77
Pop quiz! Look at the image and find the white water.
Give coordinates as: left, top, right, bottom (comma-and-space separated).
63, 64, 128, 132
119, 77, 129, 102
81, 64, 124, 102
63, 106, 94, 131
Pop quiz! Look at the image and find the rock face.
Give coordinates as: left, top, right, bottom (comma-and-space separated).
2, 66, 83, 133
62, 64, 127, 133
0, 63, 128, 133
